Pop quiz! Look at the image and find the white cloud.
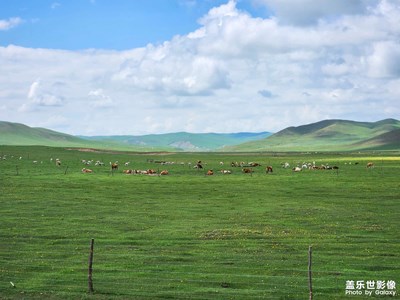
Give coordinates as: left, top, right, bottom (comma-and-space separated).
0, 17, 23, 31
1, 0, 400, 135
253, 0, 378, 26
20, 80, 65, 111
367, 41, 400, 78
88, 89, 115, 108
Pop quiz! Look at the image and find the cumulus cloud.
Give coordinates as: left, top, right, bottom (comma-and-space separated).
2, 0, 400, 134
0, 17, 23, 31
113, 44, 231, 96
367, 41, 400, 78
20, 80, 65, 111
254, 0, 378, 26
88, 89, 115, 108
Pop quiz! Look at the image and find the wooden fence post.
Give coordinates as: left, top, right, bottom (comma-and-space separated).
308, 246, 313, 300
88, 238, 94, 293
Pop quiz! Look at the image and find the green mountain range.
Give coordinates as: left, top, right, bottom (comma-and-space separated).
79, 132, 271, 151
0, 121, 141, 150
226, 118, 400, 151
0, 121, 270, 151
1, 119, 399, 151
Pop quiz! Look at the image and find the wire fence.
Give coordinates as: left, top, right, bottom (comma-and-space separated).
1, 235, 398, 299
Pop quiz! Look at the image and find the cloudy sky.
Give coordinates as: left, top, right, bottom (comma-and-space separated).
1, 0, 399, 135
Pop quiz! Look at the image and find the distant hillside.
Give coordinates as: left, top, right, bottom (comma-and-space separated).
2, 119, 398, 152
0, 121, 271, 151
0, 121, 84, 146
0, 121, 163, 151
80, 132, 272, 151
226, 119, 400, 151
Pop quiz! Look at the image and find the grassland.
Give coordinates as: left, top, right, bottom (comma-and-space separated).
0, 146, 399, 299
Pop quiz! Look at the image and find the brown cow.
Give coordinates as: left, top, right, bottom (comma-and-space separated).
206, 170, 214, 175
82, 168, 93, 173
242, 168, 253, 173
265, 166, 273, 174
111, 163, 118, 171
160, 170, 169, 175
250, 162, 261, 167
366, 162, 374, 168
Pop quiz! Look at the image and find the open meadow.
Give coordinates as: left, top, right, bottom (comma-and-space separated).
0, 146, 399, 299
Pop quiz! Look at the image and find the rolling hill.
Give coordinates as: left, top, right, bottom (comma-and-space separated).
226, 118, 400, 151
0, 121, 159, 151
80, 132, 272, 151
0, 121, 84, 146
0, 121, 271, 151
1, 119, 399, 151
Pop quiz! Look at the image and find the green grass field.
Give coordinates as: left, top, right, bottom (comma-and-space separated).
0, 146, 399, 299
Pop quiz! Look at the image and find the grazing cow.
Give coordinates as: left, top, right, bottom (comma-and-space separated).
82, 168, 93, 173
147, 169, 157, 174
160, 170, 169, 175
220, 169, 232, 174
206, 170, 214, 176
196, 161, 203, 169
265, 166, 273, 174
242, 168, 253, 173
55, 159, 61, 166
366, 162, 374, 168
250, 162, 261, 167
123, 169, 133, 174
292, 167, 302, 172
111, 163, 118, 171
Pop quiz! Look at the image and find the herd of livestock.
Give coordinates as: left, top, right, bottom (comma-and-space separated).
1, 154, 375, 176
79, 159, 374, 176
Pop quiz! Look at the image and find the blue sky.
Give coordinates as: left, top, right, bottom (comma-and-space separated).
1, 0, 399, 135
0, 0, 267, 50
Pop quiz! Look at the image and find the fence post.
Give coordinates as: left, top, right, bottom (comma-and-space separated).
308, 246, 313, 300
88, 238, 94, 293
